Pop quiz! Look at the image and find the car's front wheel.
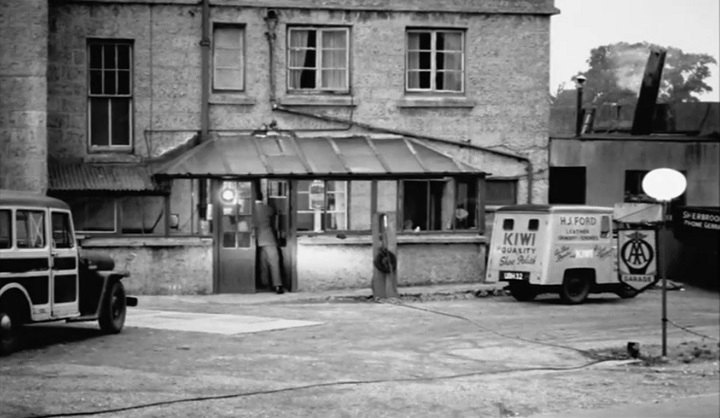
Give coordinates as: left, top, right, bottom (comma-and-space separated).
99, 280, 127, 333
0, 309, 21, 355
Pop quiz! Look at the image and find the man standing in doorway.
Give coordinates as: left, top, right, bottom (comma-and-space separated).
253, 185, 284, 294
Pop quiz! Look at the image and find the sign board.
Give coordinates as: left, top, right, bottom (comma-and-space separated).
673, 206, 720, 241
309, 180, 325, 210
613, 203, 663, 224
617, 229, 658, 291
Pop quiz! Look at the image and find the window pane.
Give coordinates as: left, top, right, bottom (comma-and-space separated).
321, 50, 346, 69
90, 70, 103, 94
89, 44, 102, 68
290, 69, 316, 89
438, 52, 462, 70
322, 30, 346, 49
455, 179, 478, 230
215, 69, 243, 90
486, 180, 517, 206
0, 210, 11, 249
111, 98, 130, 146
418, 71, 431, 89
438, 32, 462, 51
117, 44, 130, 69
321, 69, 346, 89
289, 29, 314, 48
104, 70, 116, 94
16, 210, 45, 248
215, 27, 242, 47
90, 98, 109, 146
121, 196, 163, 234
215, 51, 242, 68
103, 45, 116, 68
67, 197, 116, 232
416, 32, 431, 50
403, 181, 428, 231
52, 212, 74, 248
289, 50, 312, 68
436, 71, 462, 91
118, 70, 130, 94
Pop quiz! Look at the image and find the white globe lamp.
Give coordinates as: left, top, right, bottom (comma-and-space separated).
642, 168, 686, 202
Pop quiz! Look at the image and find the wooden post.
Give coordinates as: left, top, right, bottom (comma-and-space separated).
371, 212, 398, 298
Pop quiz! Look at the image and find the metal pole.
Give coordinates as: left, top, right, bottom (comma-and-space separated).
661, 200, 668, 356
575, 86, 584, 137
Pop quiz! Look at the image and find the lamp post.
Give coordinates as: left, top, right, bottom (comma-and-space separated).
574, 75, 587, 137
642, 168, 687, 357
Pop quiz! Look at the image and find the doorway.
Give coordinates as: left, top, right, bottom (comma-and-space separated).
214, 180, 256, 293
213, 179, 294, 293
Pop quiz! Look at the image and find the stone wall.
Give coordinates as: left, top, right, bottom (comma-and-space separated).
47, 1, 553, 201
81, 237, 214, 295
296, 235, 486, 291
0, 0, 48, 192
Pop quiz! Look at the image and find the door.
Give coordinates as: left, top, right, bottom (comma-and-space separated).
50, 210, 79, 318
267, 180, 294, 291
215, 180, 256, 293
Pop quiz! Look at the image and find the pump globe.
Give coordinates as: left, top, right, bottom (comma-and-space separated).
642, 168, 687, 202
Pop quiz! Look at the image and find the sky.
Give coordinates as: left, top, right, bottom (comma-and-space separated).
550, 0, 720, 101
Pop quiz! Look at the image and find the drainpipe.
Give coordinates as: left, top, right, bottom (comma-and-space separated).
198, 0, 210, 218
272, 104, 534, 203
264, 10, 279, 105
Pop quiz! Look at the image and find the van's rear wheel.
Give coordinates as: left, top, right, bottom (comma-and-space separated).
509, 282, 537, 302
0, 309, 21, 356
560, 275, 591, 304
99, 281, 127, 334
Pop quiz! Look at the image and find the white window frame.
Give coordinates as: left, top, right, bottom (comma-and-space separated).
87, 40, 133, 151
287, 26, 350, 93
405, 29, 465, 93
297, 180, 348, 232
212, 24, 245, 91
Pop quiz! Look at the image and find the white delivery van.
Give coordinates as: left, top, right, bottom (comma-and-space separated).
485, 205, 638, 304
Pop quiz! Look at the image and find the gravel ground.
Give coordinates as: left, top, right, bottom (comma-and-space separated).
1, 287, 718, 418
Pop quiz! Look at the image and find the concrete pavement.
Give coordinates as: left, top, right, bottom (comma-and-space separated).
532, 393, 720, 418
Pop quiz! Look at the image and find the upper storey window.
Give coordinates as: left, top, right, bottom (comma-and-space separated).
288, 27, 349, 93
87, 40, 133, 151
406, 29, 464, 93
213, 24, 245, 91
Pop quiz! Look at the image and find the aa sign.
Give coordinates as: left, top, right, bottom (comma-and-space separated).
617, 229, 658, 291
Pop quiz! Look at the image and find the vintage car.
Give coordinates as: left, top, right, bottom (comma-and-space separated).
0, 189, 137, 355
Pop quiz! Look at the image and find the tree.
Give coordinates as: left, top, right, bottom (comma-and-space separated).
553, 42, 716, 107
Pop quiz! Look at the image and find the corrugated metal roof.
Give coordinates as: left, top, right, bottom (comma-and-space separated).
49, 162, 160, 192
155, 134, 484, 178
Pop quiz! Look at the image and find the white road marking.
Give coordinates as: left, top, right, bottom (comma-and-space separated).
126, 309, 323, 335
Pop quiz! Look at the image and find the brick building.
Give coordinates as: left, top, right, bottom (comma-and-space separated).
0, 0, 558, 294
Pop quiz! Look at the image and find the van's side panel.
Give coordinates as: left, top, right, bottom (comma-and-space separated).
547, 212, 616, 285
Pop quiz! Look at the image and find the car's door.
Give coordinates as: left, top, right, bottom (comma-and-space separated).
49, 209, 79, 318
